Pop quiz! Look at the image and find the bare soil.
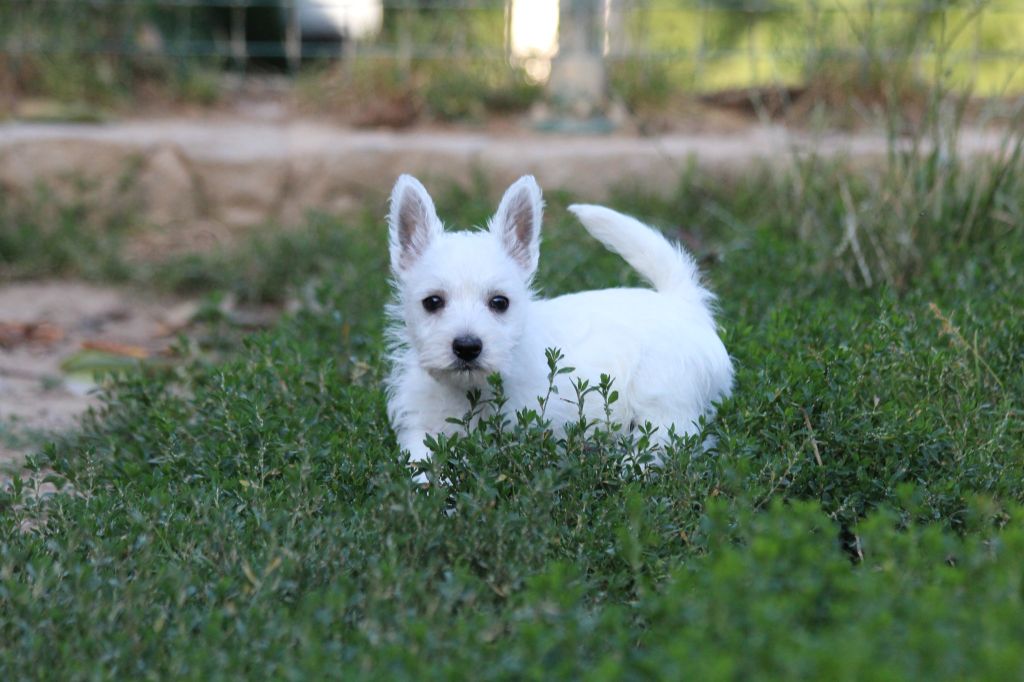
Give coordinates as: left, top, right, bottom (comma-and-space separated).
0, 281, 193, 468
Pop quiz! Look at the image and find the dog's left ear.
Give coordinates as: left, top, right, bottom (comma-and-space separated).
490, 175, 543, 275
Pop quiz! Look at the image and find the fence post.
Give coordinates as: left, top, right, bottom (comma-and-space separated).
230, 1, 247, 71
285, 0, 302, 73
539, 0, 612, 132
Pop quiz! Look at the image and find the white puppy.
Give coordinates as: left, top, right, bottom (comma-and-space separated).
385, 174, 733, 480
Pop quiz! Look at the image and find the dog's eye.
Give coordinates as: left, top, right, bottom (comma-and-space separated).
489, 295, 510, 313
421, 295, 445, 313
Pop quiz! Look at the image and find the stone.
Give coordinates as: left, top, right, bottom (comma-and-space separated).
136, 144, 200, 226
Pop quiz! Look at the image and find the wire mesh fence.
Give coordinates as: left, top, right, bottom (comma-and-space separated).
1, 0, 1022, 105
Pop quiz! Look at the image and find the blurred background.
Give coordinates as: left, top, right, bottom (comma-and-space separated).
2, 0, 1022, 127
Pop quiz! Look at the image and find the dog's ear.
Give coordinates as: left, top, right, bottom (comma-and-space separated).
389, 174, 443, 274
490, 175, 543, 275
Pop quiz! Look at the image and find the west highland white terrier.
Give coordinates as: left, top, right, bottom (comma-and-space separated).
385, 174, 733, 482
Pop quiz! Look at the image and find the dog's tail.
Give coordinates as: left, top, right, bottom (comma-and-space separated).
568, 204, 710, 301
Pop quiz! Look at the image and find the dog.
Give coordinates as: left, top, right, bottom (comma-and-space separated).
385, 174, 733, 483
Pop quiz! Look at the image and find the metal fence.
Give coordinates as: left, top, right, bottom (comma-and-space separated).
2, 0, 1023, 94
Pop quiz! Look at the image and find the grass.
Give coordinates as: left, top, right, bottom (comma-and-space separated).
2, 133, 1024, 677
0, 184, 381, 307
0, 186, 135, 283
0, 419, 52, 465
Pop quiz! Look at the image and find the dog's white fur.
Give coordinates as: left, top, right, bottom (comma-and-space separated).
385, 174, 733, 478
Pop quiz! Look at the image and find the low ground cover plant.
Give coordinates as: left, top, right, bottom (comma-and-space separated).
1, 139, 1022, 677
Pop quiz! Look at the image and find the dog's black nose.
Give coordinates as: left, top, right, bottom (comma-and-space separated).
452, 335, 483, 361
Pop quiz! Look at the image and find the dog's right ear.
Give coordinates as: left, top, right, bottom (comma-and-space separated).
389, 174, 442, 274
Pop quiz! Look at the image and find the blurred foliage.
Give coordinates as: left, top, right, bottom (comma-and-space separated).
608, 58, 675, 115
629, 0, 1024, 95
0, 0, 227, 108
297, 57, 542, 125
421, 61, 543, 121
0, 183, 135, 282
2, 0, 1023, 121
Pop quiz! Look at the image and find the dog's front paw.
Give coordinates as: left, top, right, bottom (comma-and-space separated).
409, 468, 455, 489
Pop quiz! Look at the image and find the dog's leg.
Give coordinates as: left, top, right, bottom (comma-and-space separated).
629, 421, 667, 471
397, 428, 433, 486
628, 410, 704, 472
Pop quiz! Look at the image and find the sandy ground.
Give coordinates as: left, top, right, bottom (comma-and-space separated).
0, 117, 1011, 163
0, 282, 191, 469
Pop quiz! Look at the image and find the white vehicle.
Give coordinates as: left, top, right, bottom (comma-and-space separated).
298, 0, 383, 41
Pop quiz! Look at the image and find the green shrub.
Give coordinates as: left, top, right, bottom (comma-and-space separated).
0, 187, 133, 282
608, 58, 675, 114
422, 62, 542, 122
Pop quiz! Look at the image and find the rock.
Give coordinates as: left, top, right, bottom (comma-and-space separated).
0, 139, 134, 210
136, 144, 200, 226
190, 158, 289, 227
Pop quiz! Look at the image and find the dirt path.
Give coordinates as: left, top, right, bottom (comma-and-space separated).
0, 118, 1014, 233
0, 282, 192, 469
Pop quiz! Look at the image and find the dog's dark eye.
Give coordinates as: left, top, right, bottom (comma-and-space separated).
489, 295, 510, 313
422, 295, 445, 313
